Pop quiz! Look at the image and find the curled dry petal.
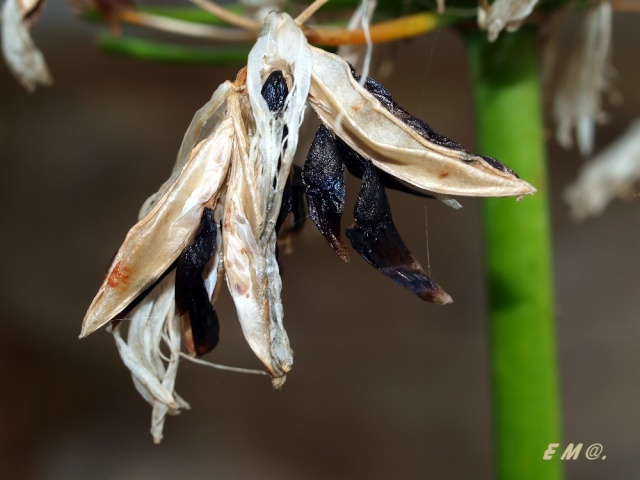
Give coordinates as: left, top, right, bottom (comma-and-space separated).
1, 0, 52, 92
308, 46, 536, 199
477, 0, 539, 42
565, 118, 640, 221
111, 271, 190, 444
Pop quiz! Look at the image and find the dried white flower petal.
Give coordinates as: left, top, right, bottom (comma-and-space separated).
477, 0, 539, 42
111, 271, 191, 443
1, 0, 52, 92
552, 0, 613, 156
565, 118, 640, 221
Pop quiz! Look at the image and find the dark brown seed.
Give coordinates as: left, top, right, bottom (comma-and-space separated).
348, 65, 516, 175
346, 162, 452, 305
261, 70, 288, 113
175, 208, 220, 356
277, 165, 307, 237
302, 125, 349, 262
335, 136, 435, 199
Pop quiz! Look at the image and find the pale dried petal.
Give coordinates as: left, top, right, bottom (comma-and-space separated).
335, 0, 377, 69
111, 271, 191, 443
81, 114, 234, 337
552, 1, 613, 156
565, 118, 640, 221
477, 0, 539, 42
1, 0, 52, 92
308, 46, 535, 198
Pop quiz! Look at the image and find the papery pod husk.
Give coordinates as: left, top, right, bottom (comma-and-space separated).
307, 46, 536, 198
221, 12, 312, 383
81, 106, 235, 338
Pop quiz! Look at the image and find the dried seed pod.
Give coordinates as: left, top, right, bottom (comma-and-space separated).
346, 162, 452, 305
308, 46, 536, 198
175, 207, 220, 357
81, 111, 234, 338
223, 11, 315, 382
302, 125, 348, 262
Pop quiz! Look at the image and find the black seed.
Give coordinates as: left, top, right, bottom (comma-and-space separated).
289, 165, 307, 233
277, 165, 306, 237
479, 155, 518, 176
261, 70, 289, 113
302, 125, 348, 262
276, 170, 294, 236
335, 136, 435, 199
362, 77, 465, 151
346, 162, 452, 304
175, 208, 220, 356
349, 65, 520, 177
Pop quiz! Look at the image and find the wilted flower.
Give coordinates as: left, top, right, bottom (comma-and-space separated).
477, 0, 540, 42
81, 11, 534, 441
1, 0, 52, 91
550, 0, 614, 156
565, 117, 640, 220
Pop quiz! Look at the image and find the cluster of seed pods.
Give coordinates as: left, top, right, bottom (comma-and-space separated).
80, 12, 534, 442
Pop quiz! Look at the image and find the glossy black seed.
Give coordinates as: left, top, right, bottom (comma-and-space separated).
480, 155, 518, 176
302, 125, 349, 262
276, 170, 294, 236
348, 66, 517, 175
362, 77, 465, 151
290, 165, 307, 233
347, 65, 463, 151
346, 162, 452, 304
277, 165, 306, 236
335, 136, 435, 199
261, 70, 288, 113
175, 208, 220, 356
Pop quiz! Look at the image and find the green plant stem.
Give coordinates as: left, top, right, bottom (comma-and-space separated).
463, 28, 563, 480
99, 35, 250, 64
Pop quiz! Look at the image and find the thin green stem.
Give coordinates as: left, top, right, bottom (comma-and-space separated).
99, 35, 250, 64
463, 28, 563, 480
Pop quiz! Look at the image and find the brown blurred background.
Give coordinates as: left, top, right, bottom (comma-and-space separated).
1, 4, 639, 480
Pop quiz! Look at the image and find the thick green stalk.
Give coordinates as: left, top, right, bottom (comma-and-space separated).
463, 28, 563, 480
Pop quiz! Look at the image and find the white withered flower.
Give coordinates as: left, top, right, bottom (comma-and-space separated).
565, 118, 640, 221
1, 0, 52, 91
477, 0, 540, 42
551, 0, 613, 156
81, 12, 534, 441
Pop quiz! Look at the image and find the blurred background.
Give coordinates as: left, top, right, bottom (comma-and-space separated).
0, 3, 638, 479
